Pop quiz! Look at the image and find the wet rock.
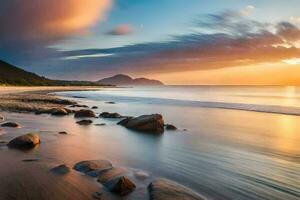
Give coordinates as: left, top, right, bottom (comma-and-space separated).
91, 106, 98, 109
99, 112, 122, 119
95, 123, 106, 126
8, 133, 40, 149
134, 171, 150, 180
74, 160, 113, 177
58, 131, 68, 135
74, 109, 96, 118
22, 158, 40, 162
106, 176, 136, 196
51, 108, 69, 116
165, 124, 177, 130
148, 178, 206, 200
97, 167, 128, 184
76, 120, 93, 126
50, 164, 71, 175
0, 114, 4, 121
70, 104, 89, 108
1, 122, 21, 128
118, 114, 164, 134
92, 192, 102, 199
105, 102, 116, 104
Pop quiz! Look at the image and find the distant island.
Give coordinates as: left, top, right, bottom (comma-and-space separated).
98, 74, 164, 86
0, 60, 103, 86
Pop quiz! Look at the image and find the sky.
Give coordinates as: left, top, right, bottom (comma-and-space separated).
1, 0, 300, 85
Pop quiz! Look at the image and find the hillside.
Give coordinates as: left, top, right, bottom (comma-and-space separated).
0, 60, 103, 86
98, 74, 164, 86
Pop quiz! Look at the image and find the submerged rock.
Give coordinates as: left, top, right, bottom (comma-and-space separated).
95, 123, 106, 126
97, 167, 128, 184
105, 101, 116, 104
74, 160, 113, 177
91, 106, 98, 109
148, 179, 206, 200
1, 122, 21, 128
134, 171, 150, 180
118, 114, 164, 134
165, 124, 177, 130
74, 109, 96, 118
106, 176, 136, 196
50, 164, 71, 175
76, 120, 93, 125
8, 133, 40, 149
99, 112, 122, 119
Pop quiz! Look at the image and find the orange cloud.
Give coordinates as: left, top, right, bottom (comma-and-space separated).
0, 0, 112, 42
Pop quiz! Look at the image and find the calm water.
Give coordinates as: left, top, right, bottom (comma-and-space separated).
2, 86, 300, 200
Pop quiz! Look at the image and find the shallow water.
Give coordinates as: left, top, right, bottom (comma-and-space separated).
1, 86, 300, 199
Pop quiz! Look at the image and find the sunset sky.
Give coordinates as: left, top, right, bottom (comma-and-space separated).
1, 0, 300, 85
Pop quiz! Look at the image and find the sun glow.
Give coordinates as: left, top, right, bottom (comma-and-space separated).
282, 58, 300, 65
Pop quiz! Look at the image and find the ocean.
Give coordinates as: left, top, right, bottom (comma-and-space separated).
2, 86, 299, 199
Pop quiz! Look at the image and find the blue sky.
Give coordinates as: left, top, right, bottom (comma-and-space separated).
1, 0, 300, 84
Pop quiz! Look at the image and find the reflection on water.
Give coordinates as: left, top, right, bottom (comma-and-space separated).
1, 86, 300, 200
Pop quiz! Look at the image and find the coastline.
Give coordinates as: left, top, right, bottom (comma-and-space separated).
0, 86, 205, 200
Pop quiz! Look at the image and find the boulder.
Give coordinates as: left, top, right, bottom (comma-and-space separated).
73, 160, 113, 177
50, 164, 71, 175
51, 108, 69, 116
106, 176, 136, 196
76, 120, 93, 125
97, 167, 128, 184
118, 114, 164, 134
148, 179, 206, 200
165, 124, 177, 130
99, 112, 122, 119
74, 109, 96, 118
1, 122, 21, 128
8, 133, 40, 149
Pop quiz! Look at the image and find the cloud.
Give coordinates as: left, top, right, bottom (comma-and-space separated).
240, 5, 255, 16
47, 10, 300, 80
0, 0, 112, 63
289, 16, 300, 24
106, 24, 133, 35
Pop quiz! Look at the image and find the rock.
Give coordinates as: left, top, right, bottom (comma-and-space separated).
74, 109, 96, 118
70, 104, 89, 108
134, 171, 150, 179
8, 133, 40, 149
76, 120, 93, 125
73, 160, 113, 177
58, 131, 68, 135
105, 101, 116, 104
165, 124, 177, 130
51, 108, 69, 116
50, 164, 71, 175
148, 179, 206, 200
0, 114, 4, 121
118, 114, 164, 134
22, 159, 39, 162
1, 122, 21, 128
106, 176, 136, 196
99, 112, 122, 119
91, 106, 98, 109
95, 123, 106, 126
97, 167, 128, 184
92, 192, 102, 199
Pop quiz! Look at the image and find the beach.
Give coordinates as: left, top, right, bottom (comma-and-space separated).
0, 86, 299, 200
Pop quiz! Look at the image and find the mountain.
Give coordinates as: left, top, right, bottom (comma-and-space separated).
97, 74, 164, 86
0, 59, 103, 86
